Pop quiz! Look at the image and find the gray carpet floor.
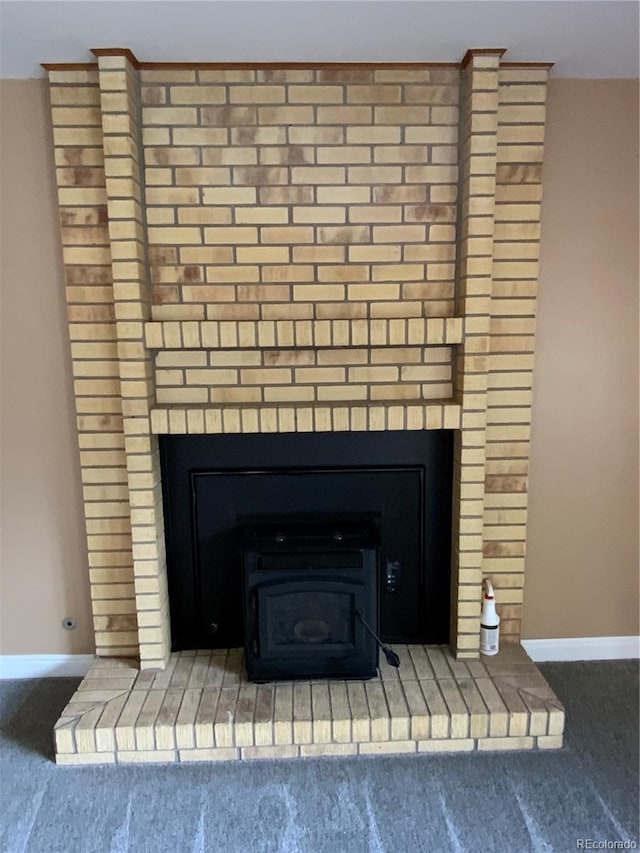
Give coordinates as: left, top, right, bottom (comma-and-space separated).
0, 661, 638, 853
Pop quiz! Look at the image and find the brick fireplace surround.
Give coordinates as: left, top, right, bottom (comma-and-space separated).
45, 48, 565, 764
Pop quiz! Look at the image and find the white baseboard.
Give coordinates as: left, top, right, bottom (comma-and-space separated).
0, 654, 96, 679
522, 636, 640, 662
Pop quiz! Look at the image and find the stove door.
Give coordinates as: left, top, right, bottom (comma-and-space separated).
246, 577, 377, 681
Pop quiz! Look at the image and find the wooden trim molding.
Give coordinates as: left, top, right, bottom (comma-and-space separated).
461, 48, 507, 69
91, 47, 141, 68
501, 61, 555, 69
136, 61, 462, 70
41, 52, 552, 75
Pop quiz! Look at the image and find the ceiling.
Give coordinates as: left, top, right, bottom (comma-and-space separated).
1, 0, 638, 79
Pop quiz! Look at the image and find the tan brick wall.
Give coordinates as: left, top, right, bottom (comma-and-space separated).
140, 67, 459, 315
46, 51, 550, 666
139, 67, 459, 406
48, 68, 138, 657
154, 345, 453, 405
483, 67, 548, 642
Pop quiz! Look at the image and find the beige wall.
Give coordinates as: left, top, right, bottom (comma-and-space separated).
0, 80, 93, 654
523, 79, 639, 639
0, 77, 637, 655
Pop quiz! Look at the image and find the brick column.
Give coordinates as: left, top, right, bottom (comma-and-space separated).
94, 49, 170, 668
483, 64, 551, 641
45, 65, 139, 657
450, 50, 504, 657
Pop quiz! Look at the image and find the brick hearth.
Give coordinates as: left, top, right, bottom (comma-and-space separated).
55, 644, 564, 765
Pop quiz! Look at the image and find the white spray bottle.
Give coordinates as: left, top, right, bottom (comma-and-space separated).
480, 578, 500, 656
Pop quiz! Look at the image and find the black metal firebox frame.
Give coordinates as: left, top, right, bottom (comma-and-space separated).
160, 431, 453, 653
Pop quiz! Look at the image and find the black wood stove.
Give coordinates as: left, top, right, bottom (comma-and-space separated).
241, 517, 379, 682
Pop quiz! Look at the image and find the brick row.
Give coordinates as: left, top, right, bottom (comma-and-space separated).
149, 401, 461, 435
144, 316, 463, 350
142, 81, 459, 106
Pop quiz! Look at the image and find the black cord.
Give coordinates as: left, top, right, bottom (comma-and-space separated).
355, 610, 400, 668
